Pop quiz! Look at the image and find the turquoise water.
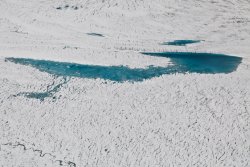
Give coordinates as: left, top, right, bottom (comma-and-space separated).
6, 52, 241, 83
87, 33, 104, 37
142, 52, 242, 74
6, 58, 175, 82
162, 40, 201, 46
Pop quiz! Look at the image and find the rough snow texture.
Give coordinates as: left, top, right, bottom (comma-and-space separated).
0, 0, 250, 166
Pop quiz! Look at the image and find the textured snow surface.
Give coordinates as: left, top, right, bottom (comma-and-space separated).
1, 0, 250, 166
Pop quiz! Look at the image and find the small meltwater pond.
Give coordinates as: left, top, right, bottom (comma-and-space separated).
15, 77, 68, 101
86, 33, 104, 37
6, 52, 242, 82
161, 40, 202, 46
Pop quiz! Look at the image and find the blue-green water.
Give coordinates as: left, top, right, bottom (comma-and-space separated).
6, 58, 175, 82
162, 40, 202, 46
86, 33, 104, 37
142, 52, 242, 74
6, 52, 241, 83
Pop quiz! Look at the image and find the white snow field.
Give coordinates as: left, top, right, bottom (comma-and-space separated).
0, 0, 250, 166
